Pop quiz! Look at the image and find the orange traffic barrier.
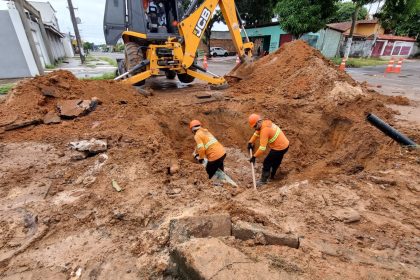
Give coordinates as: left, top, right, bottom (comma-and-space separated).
236, 55, 240, 65
384, 57, 395, 75
203, 55, 208, 70
394, 58, 404, 74
338, 57, 346, 71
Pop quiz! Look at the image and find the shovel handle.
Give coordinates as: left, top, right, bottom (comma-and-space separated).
249, 149, 257, 190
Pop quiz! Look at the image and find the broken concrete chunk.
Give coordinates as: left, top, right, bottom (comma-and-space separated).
171, 238, 283, 280
57, 98, 98, 119
4, 119, 42, 131
69, 139, 107, 154
332, 209, 361, 223
41, 86, 58, 97
232, 221, 300, 249
43, 111, 61, 124
112, 180, 123, 192
169, 214, 231, 244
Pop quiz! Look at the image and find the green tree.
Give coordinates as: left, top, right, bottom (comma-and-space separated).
328, 1, 368, 23
376, 0, 420, 40
343, 0, 377, 58
274, 0, 338, 38
236, 0, 279, 26
83, 41, 94, 51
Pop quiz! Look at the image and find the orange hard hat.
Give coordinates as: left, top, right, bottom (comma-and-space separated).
248, 113, 261, 128
189, 119, 201, 130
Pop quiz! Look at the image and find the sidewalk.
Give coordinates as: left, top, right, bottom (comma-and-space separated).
45, 54, 118, 79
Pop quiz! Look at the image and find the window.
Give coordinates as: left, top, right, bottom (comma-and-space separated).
392, 41, 413, 56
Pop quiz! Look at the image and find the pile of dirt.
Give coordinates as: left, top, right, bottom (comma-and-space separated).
1, 41, 419, 279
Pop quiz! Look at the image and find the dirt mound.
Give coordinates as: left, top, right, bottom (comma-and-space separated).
228, 40, 355, 100
0, 70, 141, 124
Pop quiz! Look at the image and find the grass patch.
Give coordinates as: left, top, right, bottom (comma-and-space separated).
0, 83, 15, 94
98, 57, 118, 67
85, 55, 99, 62
331, 57, 388, 68
82, 72, 116, 80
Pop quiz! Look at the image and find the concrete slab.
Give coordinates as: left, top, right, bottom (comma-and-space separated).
171, 238, 285, 280
169, 214, 231, 244
232, 221, 300, 249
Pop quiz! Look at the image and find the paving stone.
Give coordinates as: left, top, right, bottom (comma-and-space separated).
43, 111, 61, 124
69, 139, 108, 154
171, 238, 285, 280
169, 214, 231, 244
232, 221, 300, 249
57, 98, 98, 119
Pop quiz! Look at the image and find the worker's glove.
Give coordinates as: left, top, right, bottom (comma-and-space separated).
249, 156, 256, 164
247, 143, 254, 151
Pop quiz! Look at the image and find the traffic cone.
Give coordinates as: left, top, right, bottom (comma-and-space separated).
384, 57, 395, 76
393, 58, 403, 74
236, 55, 240, 65
338, 57, 346, 71
203, 55, 208, 70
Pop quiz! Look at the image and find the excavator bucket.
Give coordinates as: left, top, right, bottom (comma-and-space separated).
225, 56, 255, 81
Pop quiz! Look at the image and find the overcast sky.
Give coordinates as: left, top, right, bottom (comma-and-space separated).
31, 0, 106, 44
30, 0, 383, 45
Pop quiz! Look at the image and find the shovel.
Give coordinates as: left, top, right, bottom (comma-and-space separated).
249, 149, 257, 190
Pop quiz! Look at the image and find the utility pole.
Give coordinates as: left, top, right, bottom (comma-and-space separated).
67, 0, 85, 63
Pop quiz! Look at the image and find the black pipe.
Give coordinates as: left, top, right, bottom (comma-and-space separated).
367, 113, 417, 147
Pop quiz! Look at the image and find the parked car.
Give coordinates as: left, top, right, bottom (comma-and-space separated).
210, 47, 229, 57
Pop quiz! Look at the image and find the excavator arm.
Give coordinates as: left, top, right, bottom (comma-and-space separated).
178, 0, 253, 69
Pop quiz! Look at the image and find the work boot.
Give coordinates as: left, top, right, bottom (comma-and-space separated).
257, 170, 270, 187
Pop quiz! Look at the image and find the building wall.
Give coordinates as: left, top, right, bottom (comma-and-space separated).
354, 23, 384, 36
0, 2, 38, 78
300, 28, 342, 58
242, 25, 288, 53
46, 31, 65, 61
30, 20, 51, 66
209, 39, 235, 52
29, 1, 59, 29
318, 28, 342, 58
62, 34, 74, 57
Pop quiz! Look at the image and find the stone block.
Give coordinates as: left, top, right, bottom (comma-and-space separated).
232, 221, 300, 249
171, 238, 283, 280
169, 214, 231, 244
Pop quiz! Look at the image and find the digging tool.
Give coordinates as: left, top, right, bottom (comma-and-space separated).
249, 149, 257, 190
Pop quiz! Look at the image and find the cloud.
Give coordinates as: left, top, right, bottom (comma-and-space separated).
32, 0, 106, 44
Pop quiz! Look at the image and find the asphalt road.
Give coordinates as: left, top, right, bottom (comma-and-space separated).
346, 60, 420, 102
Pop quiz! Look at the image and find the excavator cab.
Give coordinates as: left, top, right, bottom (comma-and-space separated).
104, 0, 184, 45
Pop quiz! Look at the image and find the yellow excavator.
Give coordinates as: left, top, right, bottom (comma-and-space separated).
103, 0, 253, 87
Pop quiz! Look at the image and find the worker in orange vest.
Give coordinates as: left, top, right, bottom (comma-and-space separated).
190, 120, 226, 179
248, 114, 289, 185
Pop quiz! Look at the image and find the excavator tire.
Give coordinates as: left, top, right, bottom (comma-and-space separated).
165, 70, 177, 80
177, 73, 195, 84
125, 42, 146, 86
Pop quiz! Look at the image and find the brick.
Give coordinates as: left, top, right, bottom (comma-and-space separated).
171, 238, 284, 280
169, 214, 231, 244
232, 221, 300, 249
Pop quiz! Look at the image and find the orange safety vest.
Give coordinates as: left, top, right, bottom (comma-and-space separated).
194, 128, 225, 162
249, 120, 289, 157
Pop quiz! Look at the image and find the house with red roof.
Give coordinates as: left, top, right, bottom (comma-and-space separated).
326, 19, 417, 58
